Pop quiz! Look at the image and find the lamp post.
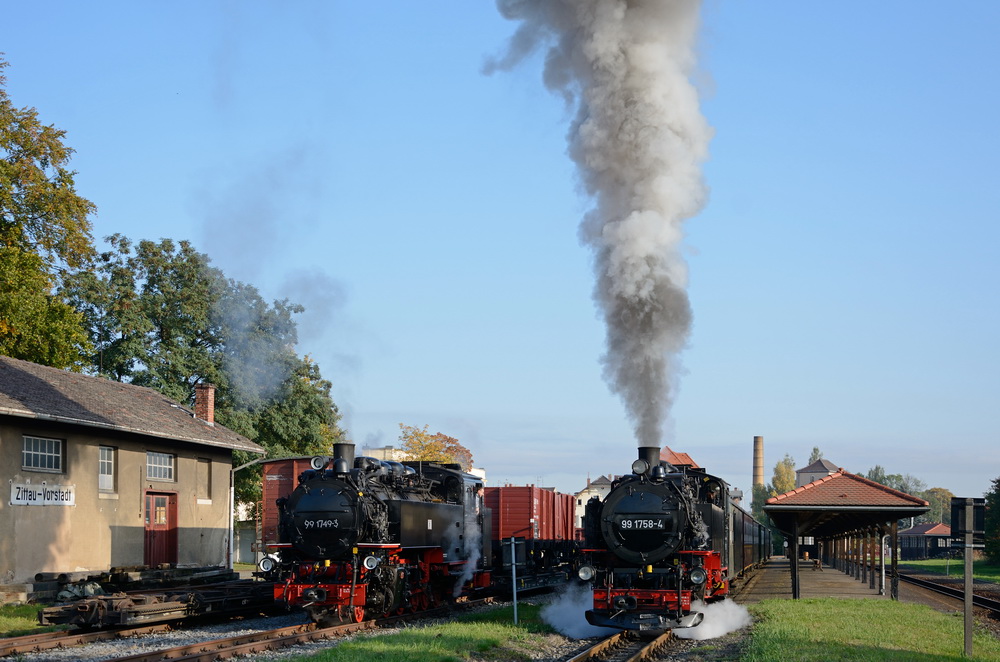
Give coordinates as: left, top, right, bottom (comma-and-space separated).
229, 456, 266, 569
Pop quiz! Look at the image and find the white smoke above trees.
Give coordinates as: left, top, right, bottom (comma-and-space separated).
487, 0, 711, 447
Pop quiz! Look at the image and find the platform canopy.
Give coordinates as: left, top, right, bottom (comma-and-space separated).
763, 469, 929, 538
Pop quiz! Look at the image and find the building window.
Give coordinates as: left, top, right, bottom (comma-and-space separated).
23, 436, 63, 473
99, 446, 116, 491
196, 458, 212, 501
146, 452, 175, 481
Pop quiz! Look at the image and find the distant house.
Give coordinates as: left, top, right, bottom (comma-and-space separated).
796, 458, 839, 488
899, 522, 952, 560
360, 444, 408, 461
0, 356, 264, 585
661, 446, 700, 469
574, 475, 616, 529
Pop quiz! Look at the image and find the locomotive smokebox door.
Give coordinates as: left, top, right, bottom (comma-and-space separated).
600, 481, 683, 565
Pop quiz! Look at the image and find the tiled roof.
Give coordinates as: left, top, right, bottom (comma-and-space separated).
797, 458, 839, 474
901, 523, 951, 536
766, 469, 929, 508
662, 446, 700, 468
0, 356, 264, 454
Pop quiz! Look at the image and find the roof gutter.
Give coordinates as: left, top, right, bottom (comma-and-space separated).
0, 407, 264, 454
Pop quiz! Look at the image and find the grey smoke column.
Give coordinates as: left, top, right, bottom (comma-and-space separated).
488, 0, 711, 446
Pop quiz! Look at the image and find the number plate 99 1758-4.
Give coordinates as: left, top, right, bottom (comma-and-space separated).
618, 518, 665, 530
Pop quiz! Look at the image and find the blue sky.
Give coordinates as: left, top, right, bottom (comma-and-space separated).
5, 1, 998, 502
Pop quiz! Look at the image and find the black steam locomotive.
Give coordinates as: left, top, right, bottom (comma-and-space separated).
578, 446, 769, 633
265, 443, 491, 625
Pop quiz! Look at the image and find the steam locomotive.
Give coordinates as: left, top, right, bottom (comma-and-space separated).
260, 443, 576, 625
578, 446, 769, 633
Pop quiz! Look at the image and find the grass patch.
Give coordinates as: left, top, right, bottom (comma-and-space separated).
0, 603, 64, 638
282, 603, 557, 662
744, 598, 1000, 661
900, 559, 1000, 583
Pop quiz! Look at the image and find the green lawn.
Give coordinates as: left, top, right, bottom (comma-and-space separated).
0, 603, 64, 638
265, 596, 1000, 662
282, 603, 556, 662
900, 558, 1000, 583
744, 598, 1000, 661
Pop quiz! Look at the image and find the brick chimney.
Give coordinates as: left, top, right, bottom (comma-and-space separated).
194, 383, 215, 426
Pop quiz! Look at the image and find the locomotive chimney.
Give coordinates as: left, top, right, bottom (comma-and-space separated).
753, 435, 764, 487
638, 446, 661, 475
333, 442, 356, 468
194, 383, 215, 426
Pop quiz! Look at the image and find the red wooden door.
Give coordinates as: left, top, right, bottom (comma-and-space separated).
144, 491, 178, 566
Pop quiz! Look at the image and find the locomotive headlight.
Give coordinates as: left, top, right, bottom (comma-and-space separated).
577, 565, 596, 581
631, 458, 650, 475
688, 567, 708, 586
362, 555, 380, 570
257, 556, 276, 573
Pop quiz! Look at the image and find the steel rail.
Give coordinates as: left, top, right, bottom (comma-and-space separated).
0, 623, 175, 657
898, 573, 1000, 614
565, 630, 676, 662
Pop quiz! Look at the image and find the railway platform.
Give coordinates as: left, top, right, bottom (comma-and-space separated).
735, 556, 887, 603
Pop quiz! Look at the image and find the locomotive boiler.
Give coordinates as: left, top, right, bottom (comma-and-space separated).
578, 446, 737, 633
265, 443, 490, 625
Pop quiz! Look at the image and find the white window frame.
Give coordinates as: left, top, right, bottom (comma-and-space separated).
146, 451, 175, 481
99, 446, 116, 491
22, 435, 63, 473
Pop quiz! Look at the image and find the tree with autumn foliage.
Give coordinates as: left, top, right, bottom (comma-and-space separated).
0, 57, 95, 368
770, 454, 796, 496
398, 424, 474, 471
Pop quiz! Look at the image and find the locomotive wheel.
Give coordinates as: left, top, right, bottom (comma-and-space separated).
310, 608, 342, 628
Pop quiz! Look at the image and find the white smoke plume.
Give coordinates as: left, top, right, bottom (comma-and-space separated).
675, 600, 753, 640
541, 582, 618, 639
487, 1, 711, 445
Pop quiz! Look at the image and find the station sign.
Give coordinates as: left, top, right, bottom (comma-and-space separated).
10, 482, 76, 506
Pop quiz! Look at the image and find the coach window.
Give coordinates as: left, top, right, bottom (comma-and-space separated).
146, 451, 175, 481
22, 435, 63, 473
99, 446, 117, 492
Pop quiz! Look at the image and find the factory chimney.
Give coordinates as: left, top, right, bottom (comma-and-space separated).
753, 435, 764, 487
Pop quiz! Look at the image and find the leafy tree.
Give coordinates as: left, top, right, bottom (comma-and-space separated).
770, 454, 796, 495
751, 482, 770, 523
863, 465, 927, 497
923, 487, 954, 525
0, 57, 95, 365
399, 424, 474, 471
228, 356, 345, 511
808, 446, 823, 464
0, 246, 90, 366
865, 465, 889, 486
63, 234, 345, 510
985, 476, 1000, 565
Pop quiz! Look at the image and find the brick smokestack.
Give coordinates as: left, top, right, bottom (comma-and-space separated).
194, 383, 215, 426
753, 435, 764, 487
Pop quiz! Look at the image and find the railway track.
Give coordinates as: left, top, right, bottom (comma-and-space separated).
566, 631, 676, 662
0, 623, 176, 658
2, 598, 495, 661
899, 573, 1000, 614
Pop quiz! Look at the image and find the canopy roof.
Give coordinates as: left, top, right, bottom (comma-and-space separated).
764, 469, 929, 538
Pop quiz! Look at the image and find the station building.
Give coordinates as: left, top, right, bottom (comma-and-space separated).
899, 522, 953, 560
0, 356, 264, 585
